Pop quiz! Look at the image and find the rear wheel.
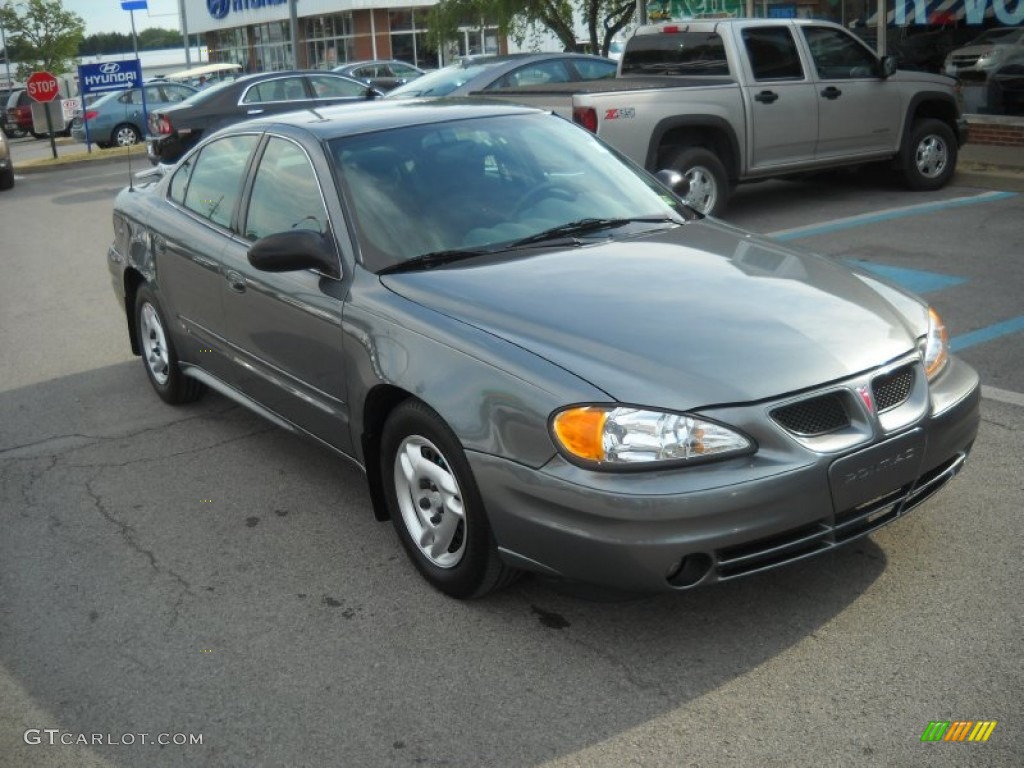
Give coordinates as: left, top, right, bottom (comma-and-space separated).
112, 123, 141, 147
902, 118, 957, 191
381, 400, 516, 598
0, 168, 13, 190
134, 285, 205, 405
664, 147, 730, 216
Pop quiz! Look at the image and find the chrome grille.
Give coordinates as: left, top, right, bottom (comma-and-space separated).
873, 365, 914, 412
771, 393, 849, 436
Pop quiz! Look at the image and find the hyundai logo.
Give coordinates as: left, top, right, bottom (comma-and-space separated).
208, 0, 230, 20
99, 63, 121, 74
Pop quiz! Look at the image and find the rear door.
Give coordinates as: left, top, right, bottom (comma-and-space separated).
799, 25, 903, 158
153, 133, 261, 379
738, 25, 819, 170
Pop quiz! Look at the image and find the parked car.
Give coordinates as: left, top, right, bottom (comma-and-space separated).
988, 61, 1024, 114
109, 100, 980, 598
895, 27, 978, 73
1, 87, 26, 138
944, 27, 1024, 80
384, 53, 617, 99
146, 70, 380, 165
0, 127, 14, 190
72, 81, 197, 148
333, 59, 425, 91
4, 87, 71, 139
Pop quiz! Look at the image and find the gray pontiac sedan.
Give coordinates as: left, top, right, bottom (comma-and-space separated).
108, 101, 979, 598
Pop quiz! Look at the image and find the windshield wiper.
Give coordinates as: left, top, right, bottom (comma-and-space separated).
509, 216, 680, 248
378, 248, 491, 275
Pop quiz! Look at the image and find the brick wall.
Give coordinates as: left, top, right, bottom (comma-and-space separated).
966, 121, 1024, 147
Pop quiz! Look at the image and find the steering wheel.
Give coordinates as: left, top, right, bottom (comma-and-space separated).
512, 182, 578, 215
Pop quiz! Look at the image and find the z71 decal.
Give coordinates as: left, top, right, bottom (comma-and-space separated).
604, 108, 636, 120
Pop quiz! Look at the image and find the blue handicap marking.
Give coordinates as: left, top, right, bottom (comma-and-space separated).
844, 259, 966, 295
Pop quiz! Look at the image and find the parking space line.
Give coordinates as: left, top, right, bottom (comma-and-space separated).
845, 259, 965, 294
952, 315, 1024, 352
982, 385, 1024, 408
767, 191, 1017, 242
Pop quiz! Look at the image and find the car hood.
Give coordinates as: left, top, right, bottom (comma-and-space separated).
380, 221, 926, 410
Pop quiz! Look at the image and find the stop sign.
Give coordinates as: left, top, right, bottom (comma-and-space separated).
27, 71, 60, 103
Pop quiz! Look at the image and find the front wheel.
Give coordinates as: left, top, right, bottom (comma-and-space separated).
381, 400, 516, 598
134, 285, 205, 405
663, 147, 730, 217
901, 118, 957, 191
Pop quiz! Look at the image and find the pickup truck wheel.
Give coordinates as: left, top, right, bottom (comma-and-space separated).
665, 148, 729, 216
902, 119, 957, 191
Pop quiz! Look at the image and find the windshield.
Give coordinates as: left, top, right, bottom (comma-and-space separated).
385, 62, 498, 98
329, 113, 693, 272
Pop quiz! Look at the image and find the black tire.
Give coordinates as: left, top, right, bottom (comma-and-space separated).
31, 131, 46, 140
901, 118, 957, 191
111, 122, 141, 147
0, 168, 13, 191
133, 285, 205, 405
381, 400, 516, 598
663, 147, 730, 216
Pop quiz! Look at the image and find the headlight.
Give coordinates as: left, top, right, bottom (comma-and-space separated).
551, 406, 753, 468
920, 307, 949, 380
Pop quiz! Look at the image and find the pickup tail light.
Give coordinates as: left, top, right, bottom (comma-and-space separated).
573, 106, 598, 133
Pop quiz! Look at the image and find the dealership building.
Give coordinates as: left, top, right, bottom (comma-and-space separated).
183, 0, 499, 72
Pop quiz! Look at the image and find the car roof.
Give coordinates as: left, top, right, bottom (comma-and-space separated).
230, 99, 545, 139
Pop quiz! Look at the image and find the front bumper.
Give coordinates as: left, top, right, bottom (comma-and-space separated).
471, 357, 980, 593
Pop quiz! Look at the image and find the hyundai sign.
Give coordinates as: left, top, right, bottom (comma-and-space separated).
77, 59, 143, 95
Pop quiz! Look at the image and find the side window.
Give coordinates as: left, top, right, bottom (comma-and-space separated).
803, 27, 879, 79
743, 27, 804, 81
168, 154, 195, 205
308, 74, 367, 99
244, 137, 329, 242
391, 63, 420, 78
144, 85, 162, 103
163, 85, 192, 103
489, 61, 571, 89
243, 77, 307, 104
182, 134, 260, 228
571, 59, 617, 81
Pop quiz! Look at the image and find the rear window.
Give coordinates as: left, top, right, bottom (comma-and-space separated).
621, 32, 730, 76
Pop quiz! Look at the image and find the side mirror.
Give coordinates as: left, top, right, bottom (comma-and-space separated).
248, 230, 339, 277
879, 55, 898, 79
656, 168, 690, 198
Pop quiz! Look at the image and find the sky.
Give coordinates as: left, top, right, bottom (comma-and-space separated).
61, 0, 183, 36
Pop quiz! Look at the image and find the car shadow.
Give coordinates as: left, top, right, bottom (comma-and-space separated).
0, 361, 888, 767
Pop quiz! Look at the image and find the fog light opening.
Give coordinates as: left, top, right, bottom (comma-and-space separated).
666, 553, 713, 588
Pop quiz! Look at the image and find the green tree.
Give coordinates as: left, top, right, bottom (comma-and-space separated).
0, 0, 85, 79
428, 0, 635, 58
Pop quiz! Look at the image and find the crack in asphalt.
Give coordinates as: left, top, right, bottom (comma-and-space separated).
85, 476, 198, 634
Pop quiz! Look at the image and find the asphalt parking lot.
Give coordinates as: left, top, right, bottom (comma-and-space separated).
1, 153, 1021, 767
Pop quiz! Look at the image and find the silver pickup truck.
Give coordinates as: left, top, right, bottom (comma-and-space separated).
484, 19, 965, 216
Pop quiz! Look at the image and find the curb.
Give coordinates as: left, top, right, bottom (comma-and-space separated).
16, 147, 149, 174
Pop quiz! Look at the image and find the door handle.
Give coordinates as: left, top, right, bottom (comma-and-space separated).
225, 270, 247, 293
246, 108, 264, 115
821, 87, 842, 100
754, 90, 779, 104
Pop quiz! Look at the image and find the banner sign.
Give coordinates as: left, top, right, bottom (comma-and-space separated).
78, 59, 143, 95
